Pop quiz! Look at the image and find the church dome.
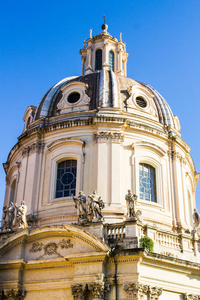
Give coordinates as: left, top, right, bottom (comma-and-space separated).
34, 72, 176, 130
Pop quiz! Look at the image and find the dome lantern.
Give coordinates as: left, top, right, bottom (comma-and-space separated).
80, 19, 128, 76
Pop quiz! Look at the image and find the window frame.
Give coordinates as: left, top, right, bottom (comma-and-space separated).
108, 50, 115, 71
139, 163, 157, 203
133, 155, 164, 208
55, 159, 77, 198
48, 139, 84, 203
95, 49, 103, 71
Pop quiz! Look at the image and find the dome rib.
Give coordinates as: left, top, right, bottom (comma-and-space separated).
138, 81, 175, 127
34, 76, 77, 120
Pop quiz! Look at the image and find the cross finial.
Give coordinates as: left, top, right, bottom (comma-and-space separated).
103, 15, 106, 24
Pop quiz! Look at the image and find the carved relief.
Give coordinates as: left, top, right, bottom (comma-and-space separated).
149, 286, 162, 300
93, 132, 124, 143
123, 282, 148, 299
71, 284, 87, 300
29, 239, 73, 259
123, 283, 162, 300
88, 282, 109, 300
0, 289, 25, 299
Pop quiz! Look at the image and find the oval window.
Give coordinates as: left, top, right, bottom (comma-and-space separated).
68, 92, 80, 104
136, 96, 147, 108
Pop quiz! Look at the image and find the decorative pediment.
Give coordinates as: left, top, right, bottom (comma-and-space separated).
57, 81, 91, 114
0, 224, 110, 261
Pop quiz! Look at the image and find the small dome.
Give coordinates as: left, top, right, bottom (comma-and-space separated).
34, 71, 175, 129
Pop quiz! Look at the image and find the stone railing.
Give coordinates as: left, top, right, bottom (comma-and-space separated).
156, 232, 180, 249
105, 224, 126, 240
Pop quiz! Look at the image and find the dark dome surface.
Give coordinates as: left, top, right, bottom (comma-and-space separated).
34, 71, 175, 128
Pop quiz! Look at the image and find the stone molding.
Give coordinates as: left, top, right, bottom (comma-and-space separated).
123, 283, 162, 300
93, 132, 124, 143
184, 294, 200, 300
22, 142, 45, 157
0, 289, 25, 299
167, 150, 186, 164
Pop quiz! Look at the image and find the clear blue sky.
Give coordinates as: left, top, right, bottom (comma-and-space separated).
0, 0, 200, 213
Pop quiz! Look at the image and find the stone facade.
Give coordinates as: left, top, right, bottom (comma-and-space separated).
0, 21, 200, 299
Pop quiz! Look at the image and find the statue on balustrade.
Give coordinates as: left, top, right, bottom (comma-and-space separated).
1, 202, 15, 231
72, 191, 88, 223
15, 201, 28, 229
125, 189, 138, 219
193, 208, 200, 233
88, 190, 105, 221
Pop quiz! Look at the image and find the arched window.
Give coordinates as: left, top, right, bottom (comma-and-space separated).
95, 49, 102, 71
139, 163, 157, 202
56, 160, 77, 198
109, 50, 114, 71
9, 179, 16, 203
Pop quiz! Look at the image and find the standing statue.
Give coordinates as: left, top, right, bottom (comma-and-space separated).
72, 191, 88, 223
125, 190, 138, 219
2, 202, 16, 231
15, 201, 28, 229
1, 206, 8, 230
193, 208, 200, 231
88, 190, 104, 221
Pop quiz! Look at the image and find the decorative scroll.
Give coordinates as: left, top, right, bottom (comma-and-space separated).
29, 239, 73, 259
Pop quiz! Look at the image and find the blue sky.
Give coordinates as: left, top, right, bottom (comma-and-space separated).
0, 0, 200, 213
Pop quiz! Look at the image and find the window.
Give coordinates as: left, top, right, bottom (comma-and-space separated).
95, 49, 102, 71
136, 97, 147, 108
56, 160, 77, 198
109, 50, 114, 71
139, 163, 157, 202
9, 179, 16, 203
67, 92, 80, 104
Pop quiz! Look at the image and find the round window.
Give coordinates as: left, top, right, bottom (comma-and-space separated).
68, 92, 80, 104
136, 96, 147, 108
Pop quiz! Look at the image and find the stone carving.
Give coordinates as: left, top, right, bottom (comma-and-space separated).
22, 142, 44, 157
149, 286, 162, 300
29, 239, 73, 259
123, 283, 162, 300
184, 294, 200, 300
1, 202, 15, 231
135, 210, 143, 223
73, 190, 105, 223
0, 288, 25, 299
71, 284, 87, 300
193, 208, 200, 231
123, 282, 148, 299
88, 190, 104, 221
72, 191, 88, 223
88, 282, 109, 300
93, 132, 124, 143
15, 201, 28, 229
125, 190, 138, 219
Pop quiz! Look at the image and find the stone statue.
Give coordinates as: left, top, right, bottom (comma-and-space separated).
125, 190, 138, 219
193, 208, 200, 231
2, 202, 16, 231
72, 191, 88, 223
15, 201, 28, 229
88, 190, 104, 221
